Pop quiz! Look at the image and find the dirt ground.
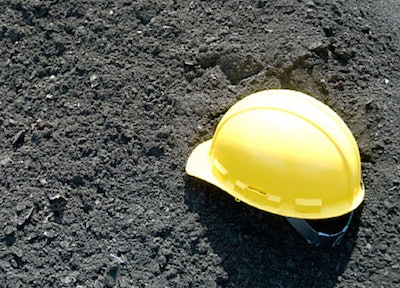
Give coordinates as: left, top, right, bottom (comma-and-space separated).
0, 0, 399, 287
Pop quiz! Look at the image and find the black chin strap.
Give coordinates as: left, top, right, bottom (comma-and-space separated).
286, 211, 353, 247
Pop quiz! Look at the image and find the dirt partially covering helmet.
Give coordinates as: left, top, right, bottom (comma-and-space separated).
186, 89, 365, 246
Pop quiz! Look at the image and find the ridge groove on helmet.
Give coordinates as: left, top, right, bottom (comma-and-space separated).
295, 198, 323, 213
212, 159, 227, 178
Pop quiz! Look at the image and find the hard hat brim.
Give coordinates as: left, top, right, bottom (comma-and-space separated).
186, 140, 220, 187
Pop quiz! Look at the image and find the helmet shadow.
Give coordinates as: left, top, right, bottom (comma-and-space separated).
184, 175, 360, 288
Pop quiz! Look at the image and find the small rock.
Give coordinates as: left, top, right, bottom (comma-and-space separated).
322, 25, 334, 37
366, 243, 372, 250
308, 41, 329, 53
197, 51, 220, 69
383, 253, 392, 262
17, 206, 35, 228
258, 1, 267, 8
308, 41, 322, 50
219, 53, 263, 84
90, 74, 100, 88
198, 44, 208, 53
361, 25, 370, 34
5, 233, 16, 246
39, 178, 48, 185
133, 3, 160, 25
4, 225, 16, 235
12, 130, 25, 148
44, 230, 56, 238
62, 275, 76, 284
306, 1, 315, 8
9, 118, 17, 125
71, 174, 84, 187
205, 36, 217, 44
0, 155, 12, 166
146, 145, 165, 158
107, 265, 119, 278
165, 267, 178, 280
109, 253, 126, 264
383, 200, 392, 209
184, 61, 195, 67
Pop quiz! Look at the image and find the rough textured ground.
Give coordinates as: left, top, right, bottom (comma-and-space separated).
0, 0, 399, 287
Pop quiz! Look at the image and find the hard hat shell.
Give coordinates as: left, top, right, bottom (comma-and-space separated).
186, 89, 365, 219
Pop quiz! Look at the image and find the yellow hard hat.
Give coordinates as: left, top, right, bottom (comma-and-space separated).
186, 89, 365, 221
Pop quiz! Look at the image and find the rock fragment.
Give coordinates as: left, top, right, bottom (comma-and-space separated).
219, 53, 263, 84
90, 74, 100, 88
12, 130, 25, 149
0, 155, 12, 166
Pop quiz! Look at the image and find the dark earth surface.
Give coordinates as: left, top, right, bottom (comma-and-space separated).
1, 1, 399, 287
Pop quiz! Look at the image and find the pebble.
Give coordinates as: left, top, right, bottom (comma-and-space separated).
44, 230, 56, 238
90, 74, 100, 88
308, 41, 325, 52
205, 36, 217, 44
109, 253, 125, 264
0, 155, 12, 166
219, 53, 263, 84
383, 200, 392, 209
71, 174, 84, 186
306, 1, 315, 7
12, 130, 25, 147
62, 275, 76, 284
198, 44, 208, 52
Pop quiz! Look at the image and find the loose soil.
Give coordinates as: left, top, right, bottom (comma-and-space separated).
0, 1, 399, 287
